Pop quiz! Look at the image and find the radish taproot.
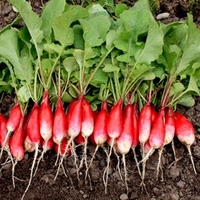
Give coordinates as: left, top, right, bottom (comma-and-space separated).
21, 102, 41, 200
53, 97, 67, 165
56, 95, 83, 180
131, 102, 141, 176
85, 100, 108, 178
79, 96, 94, 175
39, 90, 53, 155
10, 116, 25, 187
175, 112, 197, 174
116, 103, 133, 192
103, 98, 123, 193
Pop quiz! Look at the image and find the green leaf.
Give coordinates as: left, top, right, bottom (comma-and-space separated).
177, 14, 200, 74
177, 94, 195, 107
169, 82, 185, 97
114, 9, 163, 65
73, 25, 84, 50
8, 0, 43, 44
79, 14, 111, 48
63, 57, 79, 75
53, 5, 88, 47
0, 29, 33, 83
102, 64, 120, 72
17, 84, 31, 103
89, 68, 108, 88
186, 75, 200, 96
41, 0, 65, 42
115, 3, 128, 17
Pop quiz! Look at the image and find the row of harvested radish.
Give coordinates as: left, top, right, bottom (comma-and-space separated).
0, 90, 197, 199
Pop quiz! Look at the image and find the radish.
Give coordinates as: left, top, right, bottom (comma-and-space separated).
138, 104, 152, 146
157, 107, 175, 179
10, 116, 25, 161
131, 102, 141, 177
24, 135, 36, 153
21, 102, 41, 200
53, 97, 67, 165
75, 133, 85, 145
138, 103, 152, 182
0, 103, 22, 158
116, 103, 133, 192
0, 114, 8, 149
39, 90, 53, 154
85, 100, 108, 178
140, 108, 165, 183
175, 112, 197, 174
10, 116, 25, 188
6, 103, 22, 134
56, 96, 83, 180
79, 96, 94, 176
103, 98, 123, 194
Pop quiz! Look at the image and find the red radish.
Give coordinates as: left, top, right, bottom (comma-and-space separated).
117, 104, 133, 155
86, 100, 108, 178
39, 90, 53, 149
75, 133, 85, 145
22, 102, 41, 200
67, 95, 83, 139
138, 104, 152, 145
53, 97, 67, 166
81, 96, 94, 137
0, 103, 22, 158
175, 112, 197, 174
104, 98, 123, 194
131, 103, 141, 177
10, 116, 25, 161
6, 103, 22, 133
164, 107, 175, 146
116, 104, 133, 192
54, 138, 71, 157
138, 103, 152, 182
149, 108, 165, 150
140, 108, 165, 182
10, 116, 25, 188
79, 96, 94, 175
0, 114, 7, 148
27, 103, 41, 144
132, 103, 139, 148
56, 96, 83, 180
156, 107, 175, 179
151, 104, 157, 124
41, 138, 54, 152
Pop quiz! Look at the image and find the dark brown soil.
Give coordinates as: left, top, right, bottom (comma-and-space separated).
0, 1, 200, 200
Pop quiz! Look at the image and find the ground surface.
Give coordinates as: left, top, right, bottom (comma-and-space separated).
0, 0, 200, 200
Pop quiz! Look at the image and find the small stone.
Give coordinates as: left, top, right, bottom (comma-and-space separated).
176, 180, 185, 188
153, 187, 160, 195
120, 193, 128, 200
170, 193, 179, 200
156, 12, 170, 20
83, 194, 89, 199
193, 146, 200, 159
169, 166, 180, 179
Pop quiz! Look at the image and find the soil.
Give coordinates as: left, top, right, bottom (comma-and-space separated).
0, 1, 200, 200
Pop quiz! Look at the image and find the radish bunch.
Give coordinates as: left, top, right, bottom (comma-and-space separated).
0, 94, 197, 199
